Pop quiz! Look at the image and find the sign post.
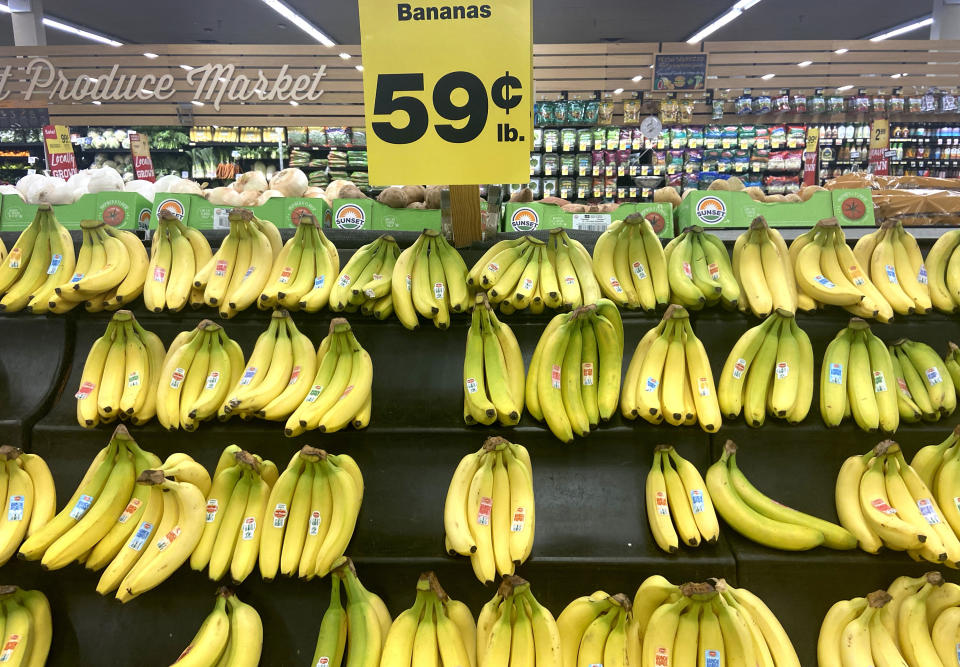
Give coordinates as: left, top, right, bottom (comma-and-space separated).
129, 131, 156, 182
41, 124, 77, 179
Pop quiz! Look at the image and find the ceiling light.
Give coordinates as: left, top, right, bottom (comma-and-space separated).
834, 48, 849, 54
632, 75, 643, 82
613, 88, 624, 95
355, 65, 364, 71
837, 85, 853, 91
0, 5, 9, 12
891, 73, 902, 79
143, 52, 158, 59
797, 60, 812, 67
687, 0, 763, 44
259, 0, 336, 47
290, 100, 299, 106
41, 16, 123, 46
180, 65, 194, 71
191, 100, 204, 106
869, 16, 933, 41
339, 52, 351, 59
761, 73, 775, 80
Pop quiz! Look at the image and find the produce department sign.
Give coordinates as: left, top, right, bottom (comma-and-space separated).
358, 1, 533, 184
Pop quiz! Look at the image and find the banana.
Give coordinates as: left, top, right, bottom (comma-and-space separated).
536, 317, 575, 443
839, 604, 876, 667
847, 328, 880, 432
742, 316, 780, 428
314, 458, 363, 577
931, 606, 960, 666
821, 328, 852, 427
794, 227, 863, 306
217, 591, 263, 667
647, 450, 679, 553
738, 227, 774, 316
927, 229, 960, 312
672, 601, 701, 667
893, 224, 932, 313
172, 594, 230, 667
898, 582, 946, 667
558, 593, 614, 667
859, 447, 926, 551
640, 595, 689, 667
871, 225, 916, 315
207, 467, 253, 581
725, 585, 801, 667
504, 443, 535, 566
818, 597, 867, 667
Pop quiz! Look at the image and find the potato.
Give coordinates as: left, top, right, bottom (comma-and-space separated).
599, 203, 620, 212
510, 187, 534, 203
541, 196, 571, 207
407, 201, 426, 209
324, 179, 355, 201
784, 193, 802, 203
764, 194, 786, 202
798, 185, 827, 201
377, 186, 409, 209
424, 185, 444, 209
682, 189, 696, 201
726, 176, 745, 190
653, 187, 682, 207
708, 179, 730, 191
561, 204, 587, 213
744, 186, 766, 201
339, 184, 366, 200
400, 184, 426, 204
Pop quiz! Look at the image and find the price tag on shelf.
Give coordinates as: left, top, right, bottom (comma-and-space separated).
359, 0, 533, 184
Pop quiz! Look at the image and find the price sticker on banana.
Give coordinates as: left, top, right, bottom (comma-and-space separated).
358, 0, 533, 184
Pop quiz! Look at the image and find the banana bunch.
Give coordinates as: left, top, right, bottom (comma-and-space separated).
634, 576, 800, 667
45, 219, 149, 314
0, 446, 55, 567
258, 446, 363, 581
926, 228, 960, 313
732, 216, 800, 317
889, 337, 957, 424
819, 318, 900, 432
818, 572, 960, 667
258, 214, 339, 313
284, 317, 373, 437
463, 295, 524, 427
0, 204, 75, 314
853, 220, 931, 315
330, 234, 399, 317
707, 440, 856, 552
192, 208, 281, 318
646, 445, 719, 554
663, 225, 739, 310
393, 229, 470, 330
75, 310, 166, 428
219, 310, 317, 423
0, 586, 52, 667
170, 587, 262, 667
311, 557, 391, 667
378, 570, 475, 667
443, 437, 534, 584
621, 305, 720, 432
592, 213, 669, 311
154, 319, 243, 431
559, 590, 638, 667
144, 210, 213, 313
910, 427, 960, 547
717, 309, 814, 427
791, 218, 894, 321
836, 439, 960, 564
477, 575, 559, 667
190, 446, 284, 584
527, 300, 623, 443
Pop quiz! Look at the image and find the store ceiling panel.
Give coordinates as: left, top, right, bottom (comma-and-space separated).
0, 0, 937, 45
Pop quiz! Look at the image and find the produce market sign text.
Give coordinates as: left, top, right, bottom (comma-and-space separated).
0, 59, 327, 111
358, 0, 533, 184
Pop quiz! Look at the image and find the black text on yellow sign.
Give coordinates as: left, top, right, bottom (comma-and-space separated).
358, 0, 533, 185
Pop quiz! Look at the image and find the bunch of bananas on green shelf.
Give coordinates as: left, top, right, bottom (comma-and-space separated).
633, 575, 800, 667
621, 305, 720, 432
708, 440, 856, 552
144, 209, 213, 313
646, 445, 719, 554
0, 446, 55, 567
219, 310, 317, 423
818, 572, 960, 667
0, 586, 51, 667
170, 587, 262, 667
591, 213, 669, 311
283, 317, 373, 437
732, 216, 799, 317
925, 227, 960, 313
663, 225, 738, 310
853, 220, 931, 316
0, 204, 75, 314
718, 309, 814, 427
75, 310, 166, 428
836, 440, 960, 565
379, 571, 475, 667
392, 229, 470, 329
478, 575, 559, 667
790, 217, 893, 320
46, 219, 148, 314
190, 446, 283, 584
329, 234, 398, 318
444, 438, 534, 584
191, 208, 281, 319
258, 446, 363, 581
889, 337, 956, 423
463, 295, 524, 427
911, 426, 960, 542
152, 319, 243, 431
527, 300, 622, 443
258, 214, 339, 312
819, 318, 900, 432
559, 589, 637, 667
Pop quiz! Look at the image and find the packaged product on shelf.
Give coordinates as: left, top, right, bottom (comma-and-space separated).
560, 154, 575, 177
872, 96, 887, 113
776, 92, 791, 112
527, 178, 541, 198
559, 177, 575, 200
287, 127, 307, 146
684, 150, 702, 172
590, 149, 603, 175
542, 153, 559, 177
618, 127, 630, 150
593, 126, 606, 148
682, 172, 699, 190
592, 177, 604, 198
627, 152, 642, 176
787, 125, 806, 147
784, 150, 803, 171
737, 125, 755, 148
667, 150, 684, 174
532, 127, 543, 150
753, 95, 772, 114
577, 128, 593, 151
793, 94, 808, 112
769, 124, 786, 148
750, 149, 769, 172
604, 176, 617, 198
699, 171, 719, 188
712, 98, 725, 119
529, 153, 542, 176
721, 125, 739, 148
604, 150, 616, 175
660, 98, 679, 123
605, 126, 619, 150
667, 172, 683, 189
736, 93, 752, 114
576, 152, 592, 175
567, 99, 584, 124
733, 150, 750, 173
543, 128, 560, 152
597, 99, 613, 124
534, 101, 550, 126
582, 99, 598, 124
717, 150, 733, 172
577, 176, 592, 199
552, 100, 566, 124
543, 178, 558, 198
702, 149, 720, 171
622, 99, 641, 124
679, 97, 695, 123
670, 126, 687, 149
688, 125, 704, 148
652, 150, 666, 172
560, 128, 577, 152
811, 93, 826, 113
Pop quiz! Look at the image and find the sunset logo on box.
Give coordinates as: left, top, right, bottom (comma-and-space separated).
511, 207, 539, 232
335, 204, 365, 230
695, 196, 726, 225
157, 199, 185, 221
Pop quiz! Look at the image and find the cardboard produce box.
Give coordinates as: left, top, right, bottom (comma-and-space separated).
502, 202, 674, 238
1, 193, 98, 231
676, 188, 875, 230
152, 192, 329, 230
330, 199, 441, 232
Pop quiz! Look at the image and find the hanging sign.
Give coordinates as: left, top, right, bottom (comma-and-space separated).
129, 132, 156, 182
868, 119, 890, 176
803, 126, 819, 186
41, 124, 77, 179
653, 53, 708, 91
358, 0, 533, 184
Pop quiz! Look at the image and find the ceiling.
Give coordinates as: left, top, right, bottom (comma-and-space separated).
0, 0, 936, 45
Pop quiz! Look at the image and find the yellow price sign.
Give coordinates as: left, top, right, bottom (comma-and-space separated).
804, 127, 820, 154
43, 124, 71, 154
358, 0, 532, 185
870, 119, 890, 150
